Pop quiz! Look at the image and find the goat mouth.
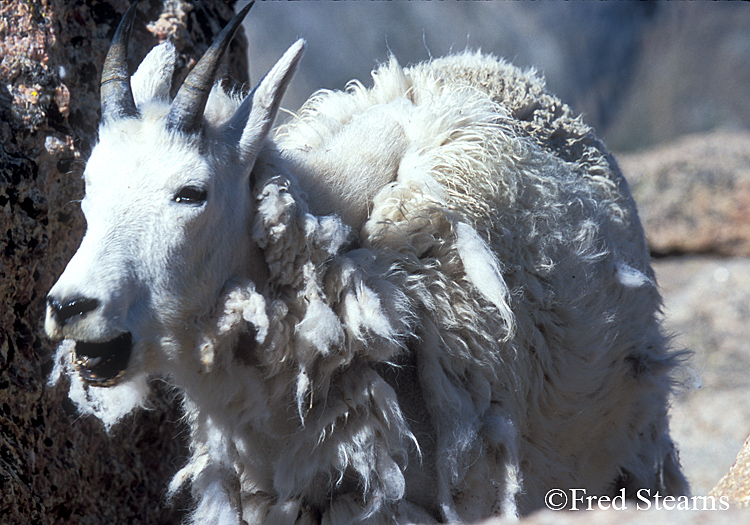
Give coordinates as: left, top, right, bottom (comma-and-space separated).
74, 333, 133, 386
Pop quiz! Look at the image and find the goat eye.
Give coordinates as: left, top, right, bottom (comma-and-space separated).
174, 186, 207, 204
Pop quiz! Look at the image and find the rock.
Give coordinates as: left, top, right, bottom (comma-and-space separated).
618, 129, 750, 257
652, 257, 750, 497
711, 435, 750, 508
0, 1, 246, 522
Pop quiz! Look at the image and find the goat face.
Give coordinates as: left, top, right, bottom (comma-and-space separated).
45, 2, 304, 386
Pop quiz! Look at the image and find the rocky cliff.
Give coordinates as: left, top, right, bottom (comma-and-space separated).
0, 1, 245, 522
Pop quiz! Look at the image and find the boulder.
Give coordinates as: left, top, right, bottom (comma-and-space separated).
711, 435, 750, 508
619, 129, 750, 257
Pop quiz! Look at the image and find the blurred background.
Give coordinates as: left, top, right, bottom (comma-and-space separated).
238, 1, 750, 500
239, 1, 750, 152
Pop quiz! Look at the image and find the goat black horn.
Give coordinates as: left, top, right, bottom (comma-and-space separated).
166, 1, 254, 133
100, 1, 139, 121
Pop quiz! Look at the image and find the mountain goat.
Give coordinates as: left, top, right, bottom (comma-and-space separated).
45, 2, 689, 523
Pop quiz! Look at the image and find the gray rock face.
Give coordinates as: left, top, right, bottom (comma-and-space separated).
0, 1, 245, 522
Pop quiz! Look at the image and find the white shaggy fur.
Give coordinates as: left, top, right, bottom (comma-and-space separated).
46, 33, 688, 524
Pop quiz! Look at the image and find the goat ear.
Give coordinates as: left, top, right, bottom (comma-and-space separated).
226, 39, 305, 165
131, 42, 176, 107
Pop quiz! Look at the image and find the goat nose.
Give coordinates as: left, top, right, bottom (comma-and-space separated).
47, 296, 100, 326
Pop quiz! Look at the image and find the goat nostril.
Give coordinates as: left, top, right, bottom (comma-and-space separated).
48, 296, 100, 326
